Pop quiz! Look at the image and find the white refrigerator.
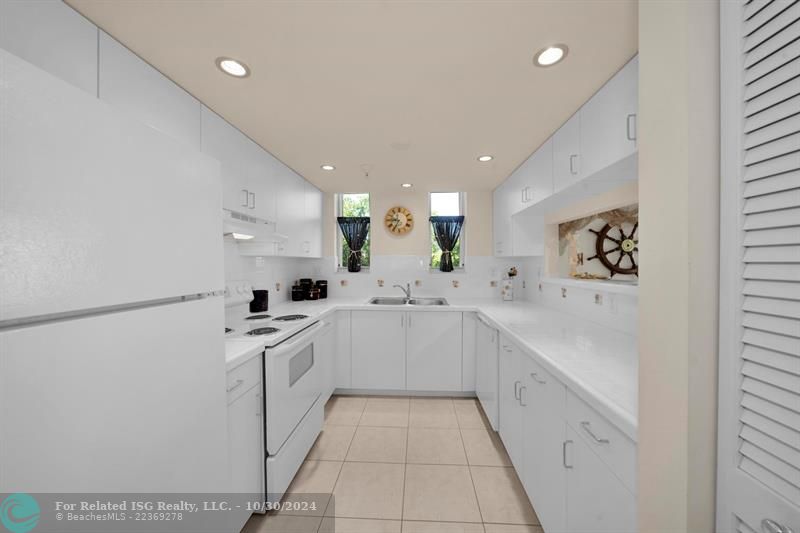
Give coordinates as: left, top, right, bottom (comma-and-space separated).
0, 48, 229, 493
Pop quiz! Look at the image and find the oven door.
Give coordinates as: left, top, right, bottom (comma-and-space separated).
264, 321, 325, 455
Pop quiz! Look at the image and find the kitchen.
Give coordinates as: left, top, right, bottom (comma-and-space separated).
1, 2, 797, 533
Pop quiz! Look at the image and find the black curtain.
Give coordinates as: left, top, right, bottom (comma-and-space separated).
337, 217, 370, 272
430, 215, 465, 272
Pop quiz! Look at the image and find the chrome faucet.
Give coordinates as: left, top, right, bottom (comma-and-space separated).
393, 283, 411, 299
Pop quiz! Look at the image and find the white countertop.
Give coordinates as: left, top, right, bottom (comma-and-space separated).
225, 296, 638, 441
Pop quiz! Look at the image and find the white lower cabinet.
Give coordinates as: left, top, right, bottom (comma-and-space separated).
476, 317, 499, 430
351, 311, 407, 390
496, 335, 637, 533
226, 356, 264, 532
461, 313, 477, 392
565, 424, 636, 532
407, 311, 462, 391
335, 311, 352, 389
498, 337, 524, 470
349, 310, 464, 391
316, 318, 337, 403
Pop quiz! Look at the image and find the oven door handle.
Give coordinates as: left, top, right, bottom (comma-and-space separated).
275, 320, 327, 349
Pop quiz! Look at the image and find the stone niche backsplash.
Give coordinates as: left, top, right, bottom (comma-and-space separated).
558, 204, 638, 281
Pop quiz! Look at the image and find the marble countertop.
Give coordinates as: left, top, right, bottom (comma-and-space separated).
225, 296, 638, 441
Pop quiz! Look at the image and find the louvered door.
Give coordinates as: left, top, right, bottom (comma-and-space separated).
718, 1, 800, 532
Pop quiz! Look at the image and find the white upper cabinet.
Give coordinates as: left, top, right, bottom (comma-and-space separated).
579, 56, 638, 178
243, 142, 277, 222
201, 106, 251, 214
98, 32, 201, 150
0, 0, 98, 95
493, 181, 513, 257
275, 169, 307, 256
522, 138, 554, 207
303, 181, 323, 258
552, 112, 582, 193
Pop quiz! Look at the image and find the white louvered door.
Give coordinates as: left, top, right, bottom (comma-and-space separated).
718, 1, 800, 532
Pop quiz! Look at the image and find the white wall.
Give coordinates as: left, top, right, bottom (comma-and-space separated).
638, 1, 720, 531
224, 240, 316, 304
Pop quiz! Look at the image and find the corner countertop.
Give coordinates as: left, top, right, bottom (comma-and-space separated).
227, 296, 638, 441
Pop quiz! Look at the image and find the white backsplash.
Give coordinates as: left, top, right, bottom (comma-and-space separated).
309, 255, 540, 300
225, 243, 637, 336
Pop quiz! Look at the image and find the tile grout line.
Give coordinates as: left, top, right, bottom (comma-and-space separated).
400, 396, 412, 529
457, 402, 487, 528
317, 397, 366, 531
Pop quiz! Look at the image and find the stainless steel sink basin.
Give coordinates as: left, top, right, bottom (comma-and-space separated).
408, 297, 448, 306
368, 296, 408, 305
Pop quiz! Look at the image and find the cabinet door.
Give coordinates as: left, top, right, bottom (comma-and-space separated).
335, 311, 352, 389
566, 425, 636, 532
461, 313, 477, 392
201, 106, 249, 213
351, 311, 406, 390
552, 112, 581, 193
580, 56, 638, 178
406, 311, 462, 392
275, 170, 307, 256
475, 319, 499, 430
316, 320, 336, 403
493, 183, 512, 257
228, 384, 265, 497
303, 181, 323, 258
498, 339, 523, 469
98, 32, 201, 150
524, 138, 554, 205
247, 149, 278, 223
522, 358, 567, 533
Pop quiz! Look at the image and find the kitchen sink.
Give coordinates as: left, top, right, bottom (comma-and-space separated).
368, 296, 409, 305
408, 297, 448, 306
367, 296, 449, 306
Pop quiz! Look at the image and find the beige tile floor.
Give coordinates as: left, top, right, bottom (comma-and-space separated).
244, 396, 542, 533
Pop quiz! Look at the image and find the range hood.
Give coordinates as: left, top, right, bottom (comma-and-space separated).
223, 209, 287, 243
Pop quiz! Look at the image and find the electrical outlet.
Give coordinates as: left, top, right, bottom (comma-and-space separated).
561, 287, 567, 298
275, 282, 281, 292
415, 280, 422, 287
522, 280, 526, 289
377, 279, 384, 287
594, 293, 603, 305
452, 280, 460, 288
340, 279, 348, 287
538, 283, 542, 291
490, 280, 497, 288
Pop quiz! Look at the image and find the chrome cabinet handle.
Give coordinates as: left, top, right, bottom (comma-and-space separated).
762, 519, 794, 533
569, 154, 579, 175
514, 380, 521, 400
626, 113, 637, 141
581, 421, 610, 444
249, 192, 255, 209
519, 385, 527, 406
530, 372, 547, 385
502, 345, 512, 353
241, 189, 249, 207
401, 314, 404, 328
226, 379, 244, 393
563, 440, 573, 469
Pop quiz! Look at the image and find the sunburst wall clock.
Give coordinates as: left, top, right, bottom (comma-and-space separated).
385, 206, 414, 235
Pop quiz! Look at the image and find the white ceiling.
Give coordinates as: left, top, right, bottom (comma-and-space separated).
67, 0, 638, 192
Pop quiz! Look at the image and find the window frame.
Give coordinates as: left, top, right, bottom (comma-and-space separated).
428, 191, 466, 271
335, 192, 371, 272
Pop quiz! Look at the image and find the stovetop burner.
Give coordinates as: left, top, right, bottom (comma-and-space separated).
273, 314, 309, 322
246, 327, 280, 336
245, 314, 271, 320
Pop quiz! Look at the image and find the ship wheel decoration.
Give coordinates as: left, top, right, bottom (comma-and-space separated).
587, 223, 638, 277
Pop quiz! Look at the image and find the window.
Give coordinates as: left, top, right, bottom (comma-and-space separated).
430, 192, 465, 270
336, 193, 370, 269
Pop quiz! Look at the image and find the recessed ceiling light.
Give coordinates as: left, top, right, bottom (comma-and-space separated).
477, 155, 494, 162
401, 183, 413, 188
534, 45, 568, 67
321, 164, 336, 171
215, 57, 250, 78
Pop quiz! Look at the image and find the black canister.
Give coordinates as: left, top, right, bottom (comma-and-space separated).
315, 280, 328, 299
250, 289, 269, 312
291, 285, 305, 302
306, 287, 321, 300
298, 278, 313, 300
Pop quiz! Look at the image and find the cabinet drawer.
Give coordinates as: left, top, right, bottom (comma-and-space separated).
226, 354, 262, 403
566, 390, 636, 492
525, 356, 566, 419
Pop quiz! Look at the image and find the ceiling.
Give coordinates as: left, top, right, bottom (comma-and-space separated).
67, 0, 638, 192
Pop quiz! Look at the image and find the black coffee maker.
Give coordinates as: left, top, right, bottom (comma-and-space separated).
250, 289, 269, 312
